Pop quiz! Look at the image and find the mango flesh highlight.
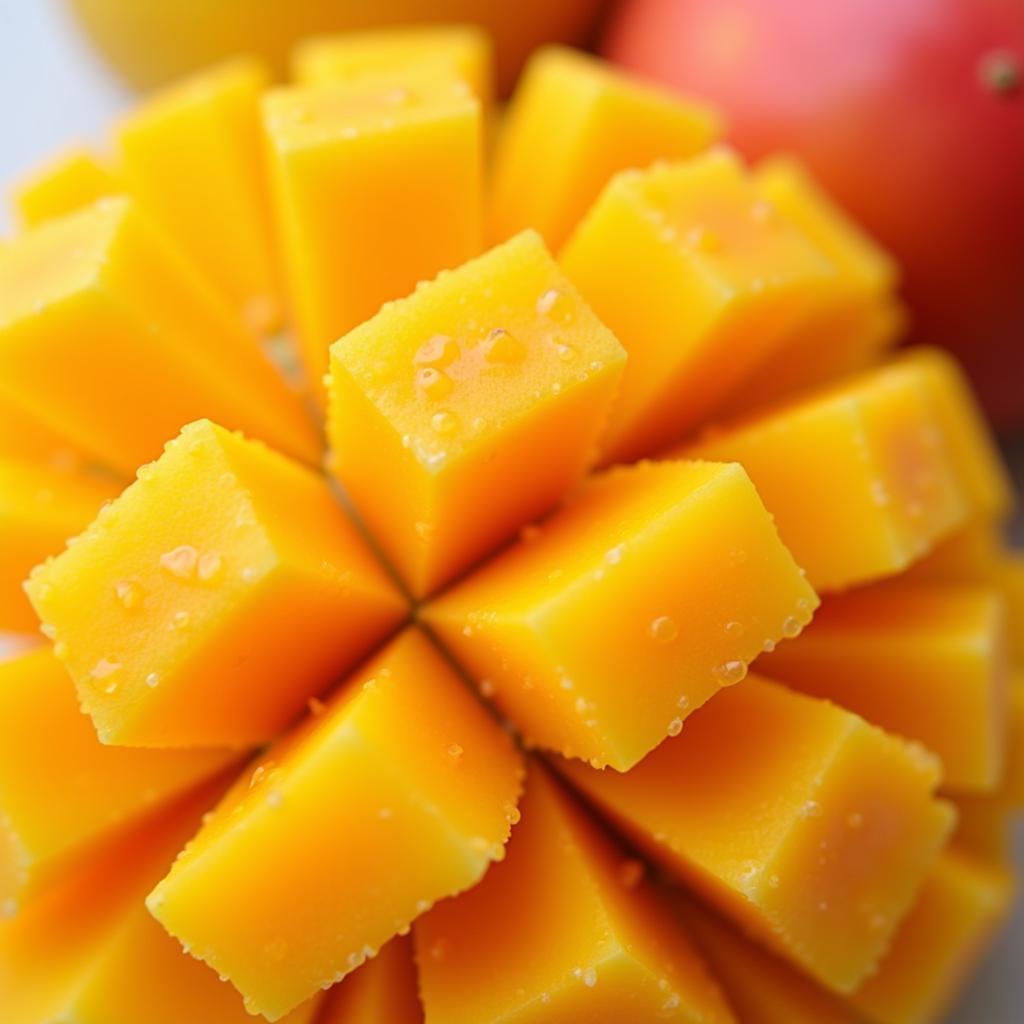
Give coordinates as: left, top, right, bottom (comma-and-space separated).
556, 673, 956, 993
147, 629, 524, 1021
560, 149, 839, 463
318, 935, 422, 1024
115, 56, 281, 333
264, 66, 484, 393
11, 147, 119, 229
760, 582, 1009, 791
415, 761, 734, 1024
680, 359, 969, 591
327, 229, 626, 598
0, 647, 235, 913
423, 459, 818, 771
25, 419, 405, 748
0, 196, 321, 475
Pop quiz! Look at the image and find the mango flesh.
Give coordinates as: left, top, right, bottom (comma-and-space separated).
423, 459, 818, 771
264, 66, 484, 393
415, 761, 734, 1024
327, 229, 626, 598
556, 673, 955, 993
0, 391, 91, 471
11, 147, 119, 229
0, 196, 321, 475
26, 419, 405, 748
0, 648, 235, 913
115, 57, 281, 333
491, 46, 720, 251
560, 148, 840, 463
147, 629, 524, 1021
760, 582, 1009, 792
318, 935, 423, 1024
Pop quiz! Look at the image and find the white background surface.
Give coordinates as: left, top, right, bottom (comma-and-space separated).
0, 1, 1021, 1020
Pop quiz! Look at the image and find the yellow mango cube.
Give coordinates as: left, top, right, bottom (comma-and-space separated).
423, 460, 817, 771
327, 230, 626, 597
415, 761, 734, 1024
560, 150, 838, 462
319, 936, 422, 1024
264, 67, 484, 392
116, 57, 281, 333
293, 24, 493, 109
680, 360, 969, 591
0, 648, 234, 913
11, 146, 119, 228
556, 674, 955, 993
760, 583, 1009, 791
491, 47, 720, 251
25, 420, 405, 748
0, 457, 118, 630
147, 629, 524, 1021
0, 197, 320, 475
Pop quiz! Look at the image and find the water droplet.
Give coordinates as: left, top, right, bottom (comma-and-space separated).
53, 641, 68, 659
555, 342, 578, 362
800, 800, 823, 819
266, 789, 283, 808
479, 678, 495, 697
582, 967, 597, 987
447, 743, 464, 761
781, 616, 802, 639
605, 544, 624, 565
762, 638, 776, 654
114, 578, 144, 609
416, 366, 454, 400
40, 622, 57, 639
198, 552, 223, 581
137, 463, 156, 482
173, 610, 191, 628
160, 545, 198, 579
483, 328, 526, 364
90, 657, 121, 680
677, 694, 690, 710
648, 616, 678, 643
740, 859, 763, 884
535, 288, 561, 315
713, 660, 747, 686
768, 873, 781, 889
504, 801, 521, 825
666, 717, 684, 738
724, 620, 744, 638
145, 672, 160, 688
241, 567, 258, 584
430, 410, 458, 435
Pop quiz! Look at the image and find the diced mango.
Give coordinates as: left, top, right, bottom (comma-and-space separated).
115, 57, 281, 333
25, 420, 405, 748
0, 197, 320, 475
11, 146, 119, 228
327, 230, 626, 597
0, 647, 234, 913
680, 360, 969, 591
147, 629, 524, 1021
293, 24, 493, 109
760, 583, 1009, 791
556, 674, 955, 993
491, 47, 720, 251
415, 761, 734, 1024
0, 457, 118, 630
560, 149, 838, 462
318, 936, 422, 1024
423, 460, 817, 771
264, 67, 484, 393
850, 850, 1016, 1024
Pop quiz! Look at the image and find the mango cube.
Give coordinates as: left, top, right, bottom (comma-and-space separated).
327, 230, 626, 597
0, 197, 320, 475
423, 459, 817, 771
116, 57, 281, 333
760, 583, 1009, 791
319, 936, 422, 1024
0, 648, 234, 913
415, 761, 734, 1024
560, 150, 838, 462
25, 420, 405, 748
147, 629, 524, 1021
0, 457, 117, 630
680, 360, 969, 591
556, 674, 955, 993
293, 24, 493, 109
491, 47, 720, 250
264, 68, 484, 391
11, 146, 119, 228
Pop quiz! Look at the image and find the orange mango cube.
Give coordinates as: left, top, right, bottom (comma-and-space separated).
556, 674, 955, 993
0, 197, 320, 475
147, 629, 524, 1021
0, 457, 117, 630
560, 149, 838, 462
327, 230, 626, 597
25, 419, 405, 748
116, 57, 281, 333
423, 459, 817, 771
10, 146, 119, 229
491, 46, 720, 251
293, 24, 493, 109
318, 936, 423, 1024
415, 761, 734, 1024
0, 647, 234, 913
760, 583, 1010, 791
263, 67, 484, 392
680, 360, 968, 591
